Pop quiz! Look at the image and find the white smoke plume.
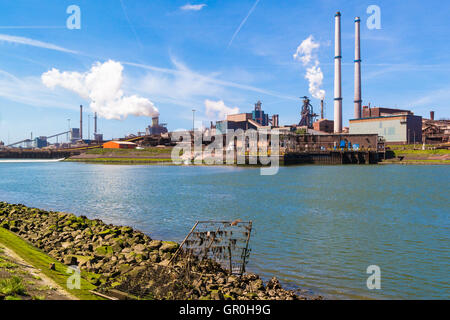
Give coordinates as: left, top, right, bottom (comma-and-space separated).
293, 35, 325, 100
204, 99, 239, 120
41, 60, 159, 120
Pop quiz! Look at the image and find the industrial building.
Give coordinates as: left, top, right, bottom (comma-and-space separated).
146, 116, 168, 135
422, 111, 450, 144
349, 107, 422, 144
216, 101, 279, 134
103, 141, 137, 149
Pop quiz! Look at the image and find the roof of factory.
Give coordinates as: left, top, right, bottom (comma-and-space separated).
104, 141, 137, 145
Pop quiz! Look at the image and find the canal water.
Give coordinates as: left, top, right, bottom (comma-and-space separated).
0, 162, 448, 299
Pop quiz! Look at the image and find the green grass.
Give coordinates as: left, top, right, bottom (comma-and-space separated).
0, 276, 27, 296
85, 147, 173, 156
381, 159, 450, 164
0, 258, 19, 269
392, 149, 449, 156
0, 227, 103, 300
66, 158, 173, 164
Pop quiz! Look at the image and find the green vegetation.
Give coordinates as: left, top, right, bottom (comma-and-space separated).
0, 257, 18, 270
391, 149, 449, 156
85, 147, 173, 156
381, 159, 450, 165
0, 276, 27, 296
66, 158, 173, 164
0, 228, 102, 300
384, 144, 449, 164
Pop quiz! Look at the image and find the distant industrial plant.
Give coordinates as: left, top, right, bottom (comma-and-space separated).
0, 12, 448, 156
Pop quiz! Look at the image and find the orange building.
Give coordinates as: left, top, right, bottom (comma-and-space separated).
102, 141, 137, 149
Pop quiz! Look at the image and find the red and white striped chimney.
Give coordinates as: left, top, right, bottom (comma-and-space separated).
354, 17, 362, 119
334, 12, 342, 133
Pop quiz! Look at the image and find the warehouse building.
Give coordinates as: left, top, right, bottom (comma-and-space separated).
103, 141, 137, 149
349, 107, 422, 144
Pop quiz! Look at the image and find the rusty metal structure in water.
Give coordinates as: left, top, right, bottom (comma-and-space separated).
170, 220, 253, 276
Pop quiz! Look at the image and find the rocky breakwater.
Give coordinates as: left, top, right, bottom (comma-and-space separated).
0, 202, 321, 300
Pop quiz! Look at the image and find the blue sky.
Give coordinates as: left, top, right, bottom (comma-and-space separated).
0, 0, 449, 143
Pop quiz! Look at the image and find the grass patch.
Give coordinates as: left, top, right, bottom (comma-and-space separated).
86, 147, 173, 156
0, 276, 27, 296
0, 227, 103, 300
0, 259, 19, 270
381, 159, 450, 165
66, 158, 173, 164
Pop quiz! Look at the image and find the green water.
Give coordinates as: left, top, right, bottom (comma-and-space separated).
0, 162, 448, 299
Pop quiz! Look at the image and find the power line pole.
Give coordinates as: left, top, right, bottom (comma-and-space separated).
192, 109, 196, 132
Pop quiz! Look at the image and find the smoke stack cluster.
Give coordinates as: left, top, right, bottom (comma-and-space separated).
354, 17, 362, 119
332, 12, 364, 131
334, 12, 342, 133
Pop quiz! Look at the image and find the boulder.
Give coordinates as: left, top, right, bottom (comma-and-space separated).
159, 241, 179, 253
63, 256, 78, 265
148, 240, 162, 250
133, 244, 147, 253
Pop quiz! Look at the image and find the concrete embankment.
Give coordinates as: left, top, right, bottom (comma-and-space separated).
0, 202, 320, 300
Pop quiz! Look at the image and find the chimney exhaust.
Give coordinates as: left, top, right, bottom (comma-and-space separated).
354, 17, 362, 119
334, 12, 342, 133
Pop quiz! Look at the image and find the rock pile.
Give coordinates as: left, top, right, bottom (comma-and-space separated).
0, 202, 321, 300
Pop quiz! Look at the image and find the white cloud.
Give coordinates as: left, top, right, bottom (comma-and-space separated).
180, 3, 207, 11
204, 99, 239, 120
42, 60, 159, 120
127, 58, 297, 102
293, 35, 320, 65
0, 34, 77, 54
293, 35, 325, 100
0, 69, 76, 109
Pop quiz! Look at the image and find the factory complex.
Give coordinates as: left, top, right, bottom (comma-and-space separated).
0, 12, 448, 163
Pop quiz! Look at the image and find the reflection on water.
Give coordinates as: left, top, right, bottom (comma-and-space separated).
0, 162, 448, 299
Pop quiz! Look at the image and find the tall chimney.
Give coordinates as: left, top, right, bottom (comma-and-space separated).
430, 111, 435, 121
152, 116, 159, 127
320, 99, 324, 120
334, 12, 342, 133
354, 17, 362, 119
94, 112, 97, 134
80, 105, 83, 140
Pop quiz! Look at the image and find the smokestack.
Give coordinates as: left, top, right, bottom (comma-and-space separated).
430, 111, 435, 121
334, 12, 342, 133
94, 112, 97, 134
80, 105, 83, 140
152, 116, 159, 127
320, 100, 324, 120
272, 114, 279, 127
354, 17, 362, 119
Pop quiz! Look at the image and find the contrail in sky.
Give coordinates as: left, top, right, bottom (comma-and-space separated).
227, 0, 261, 48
